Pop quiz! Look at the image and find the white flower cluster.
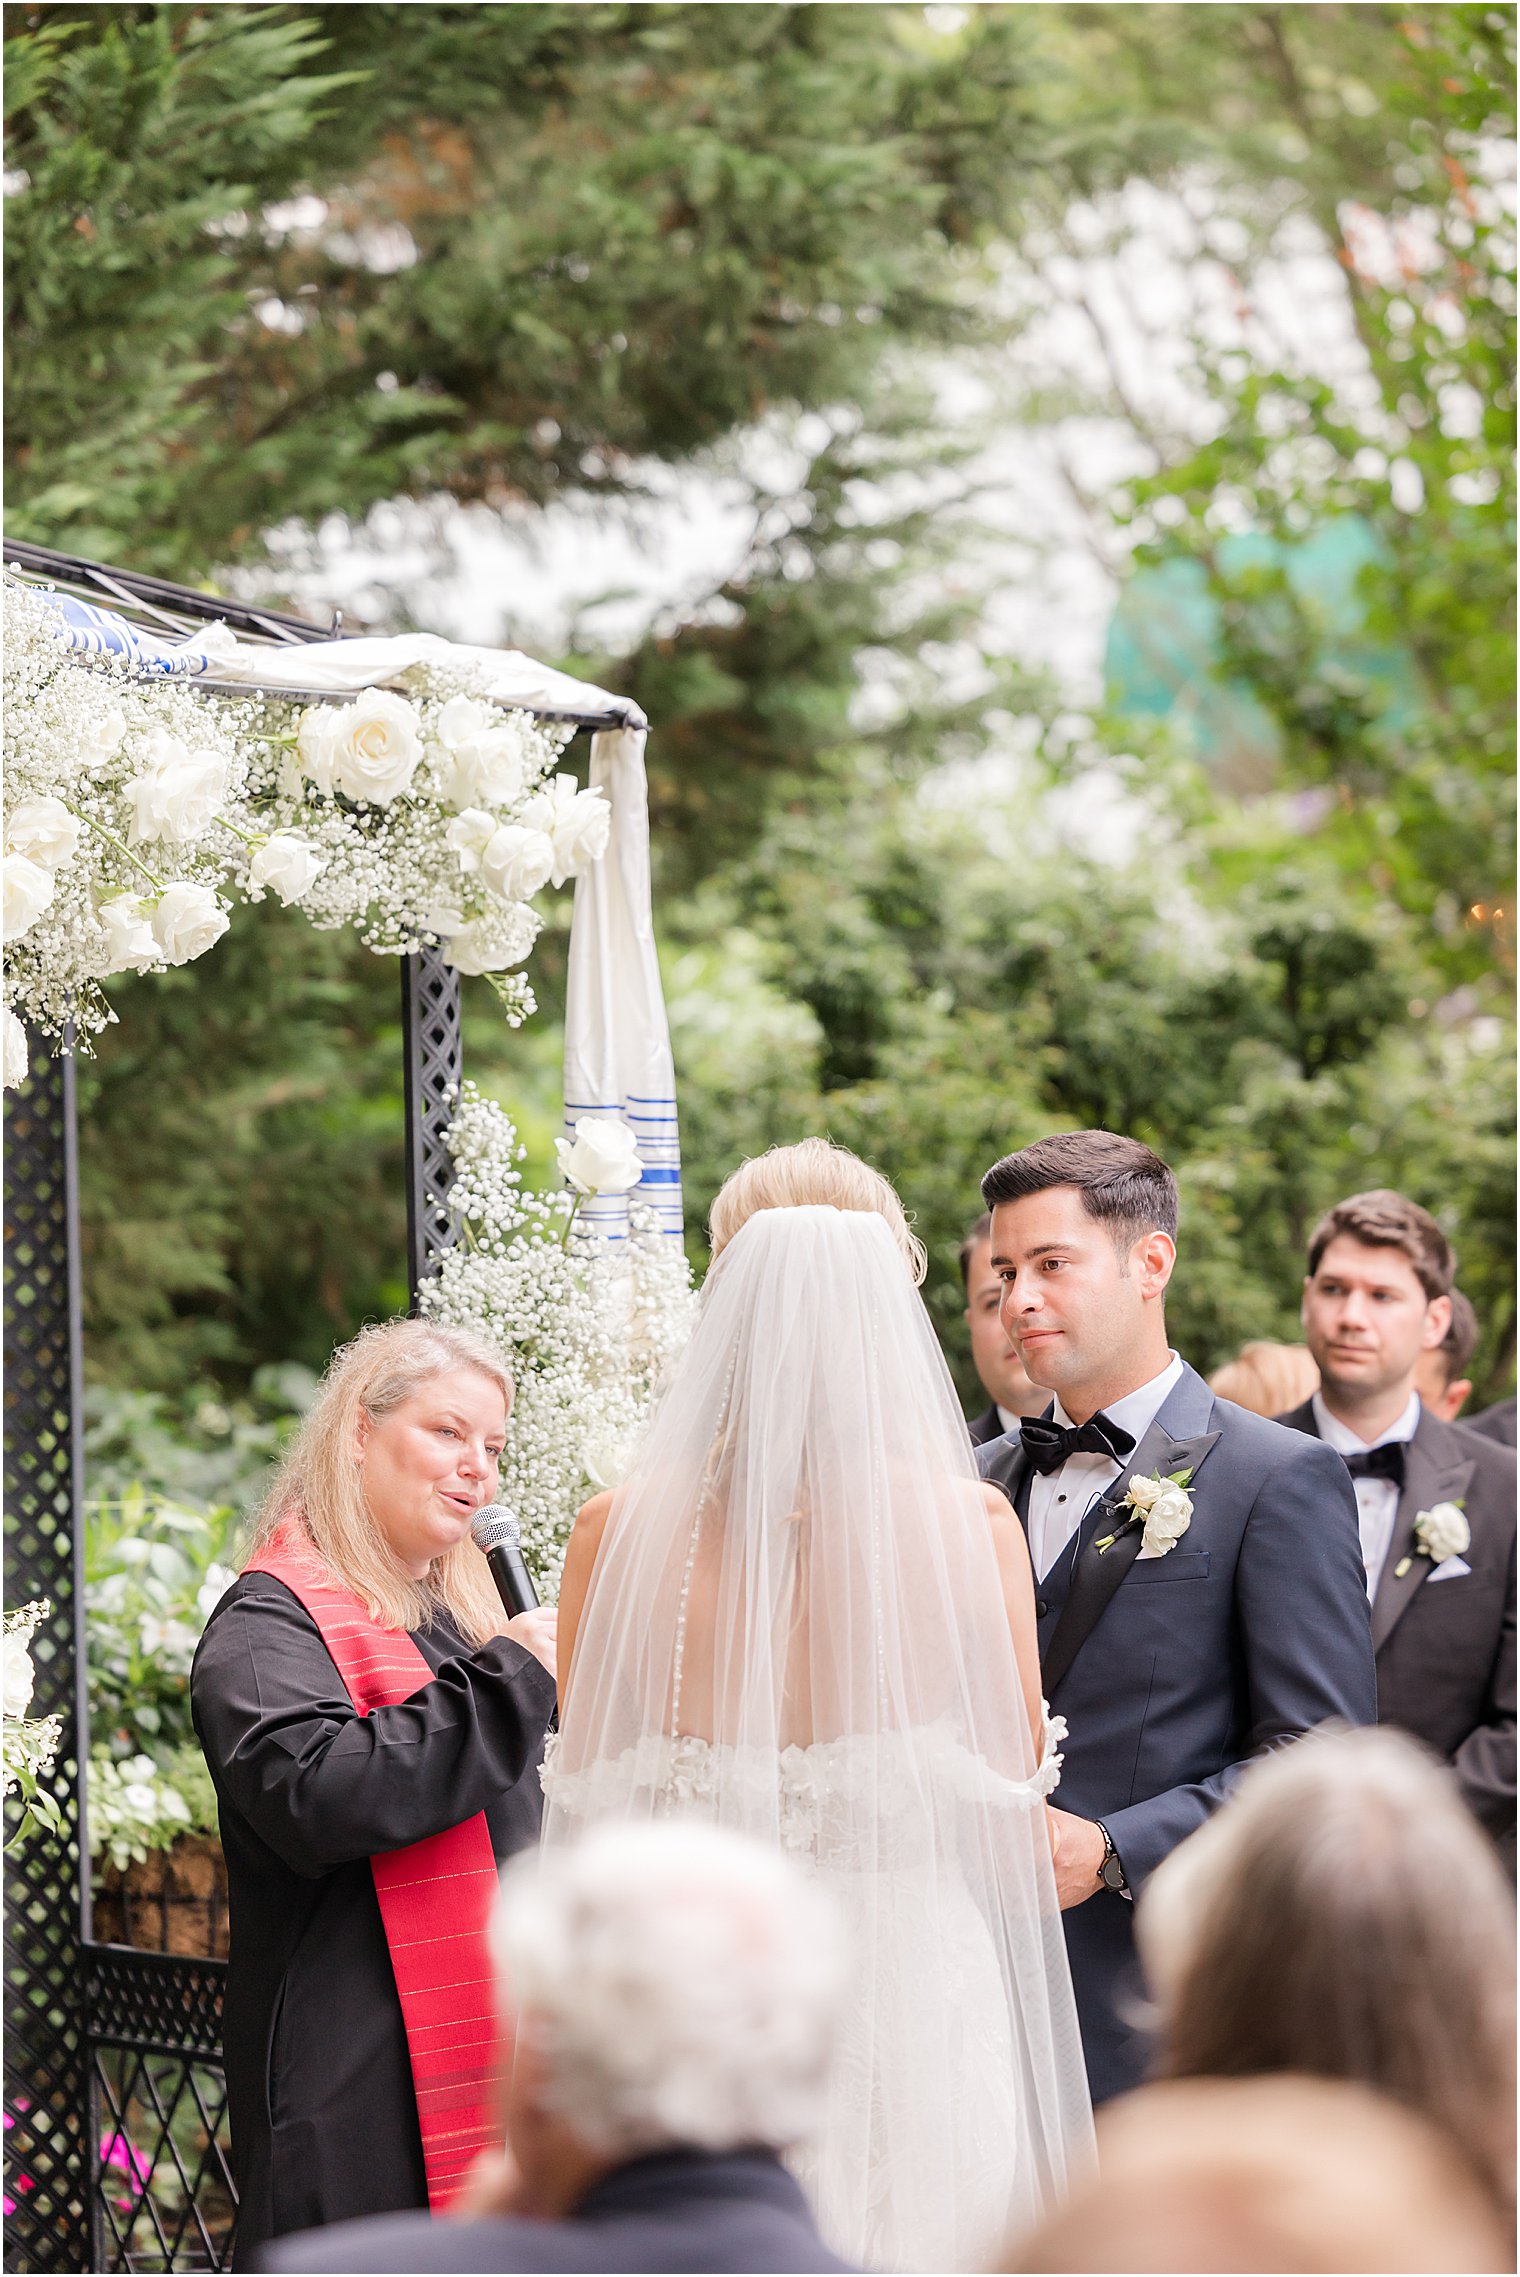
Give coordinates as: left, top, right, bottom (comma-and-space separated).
88, 1750, 194, 1872
2, 580, 614, 1079
420, 1085, 697, 1597
2, 1601, 63, 1828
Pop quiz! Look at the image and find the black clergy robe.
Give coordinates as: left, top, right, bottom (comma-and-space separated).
190, 1572, 557, 2269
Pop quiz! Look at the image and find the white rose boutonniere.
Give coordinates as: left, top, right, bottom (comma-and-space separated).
1097, 1467, 1196, 1558
1399, 1501, 1470, 1578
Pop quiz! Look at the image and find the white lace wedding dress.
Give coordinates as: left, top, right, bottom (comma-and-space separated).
543, 1206, 1094, 2272
543, 1717, 1076, 2271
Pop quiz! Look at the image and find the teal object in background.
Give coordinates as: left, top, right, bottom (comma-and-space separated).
1105, 516, 1420, 790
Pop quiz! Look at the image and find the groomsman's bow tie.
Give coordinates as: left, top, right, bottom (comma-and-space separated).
1341, 1441, 1407, 1485
1020, 1412, 1137, 1475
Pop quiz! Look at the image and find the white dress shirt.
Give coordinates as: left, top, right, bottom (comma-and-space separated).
1026, 1352, 1186, 1584
996, 1404, 1023, 1435
1312, 1389, 1420, 1601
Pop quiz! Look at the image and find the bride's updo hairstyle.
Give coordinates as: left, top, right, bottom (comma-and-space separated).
248, 1316, 513, 1645
709, 1138, 927, 1285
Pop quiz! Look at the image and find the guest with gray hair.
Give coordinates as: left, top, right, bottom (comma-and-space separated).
260, 1820, 857, 2273
1136, 1725, 1517, 2236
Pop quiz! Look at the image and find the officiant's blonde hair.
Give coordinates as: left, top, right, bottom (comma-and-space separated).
709, 1139, 926, 1284
248, 1317, 513, 1644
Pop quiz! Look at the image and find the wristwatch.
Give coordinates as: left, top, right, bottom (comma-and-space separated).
1096, 1822, 1128, 1895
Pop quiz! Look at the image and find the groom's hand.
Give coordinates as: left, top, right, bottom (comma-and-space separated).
1046, 1806, 1106, 1908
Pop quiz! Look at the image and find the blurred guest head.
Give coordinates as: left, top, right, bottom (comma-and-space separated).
1208, 1339, 1318, 1419
491, 1820, 849, 2217
1414, 1287, 1479, 1422
960, 1212, 1045, 1421
1004, 2075, 1510, 2274
709, 1137, 925, 1283
1137, 1726, 1516, 2225
1301, 1189, 1454, 1431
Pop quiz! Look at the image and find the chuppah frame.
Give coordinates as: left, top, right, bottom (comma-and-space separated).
1, 539, 630, 2273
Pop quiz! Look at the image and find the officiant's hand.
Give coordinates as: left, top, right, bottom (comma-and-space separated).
1046, 1806, 1106, 1908
505, 1606, 557, 1675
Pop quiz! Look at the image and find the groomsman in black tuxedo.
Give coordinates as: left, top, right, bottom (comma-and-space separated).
977, 1131, 1374, 2104
959, 1212, 1047, 1447
1281, 1190, 1517, 1867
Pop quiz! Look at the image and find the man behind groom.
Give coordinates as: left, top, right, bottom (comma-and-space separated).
977, 1131, 1376, 2103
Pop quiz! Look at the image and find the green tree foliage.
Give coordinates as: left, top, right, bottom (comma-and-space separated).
5, 2, 1040, 568
8, 4, 1511, 1405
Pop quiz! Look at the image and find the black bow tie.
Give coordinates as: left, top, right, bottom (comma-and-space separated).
1020, 1411, 1137, 1476
1341, 1441, 1406, 1486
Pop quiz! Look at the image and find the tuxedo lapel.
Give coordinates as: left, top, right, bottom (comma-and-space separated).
1041, 1368, 1222, 1694
1370, 1417, 1476, 1653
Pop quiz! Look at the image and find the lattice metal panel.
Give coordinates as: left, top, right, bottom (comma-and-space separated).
88, 1952, 233, 2275
4, 1034, 90, 2275
401, 946, 463, 1297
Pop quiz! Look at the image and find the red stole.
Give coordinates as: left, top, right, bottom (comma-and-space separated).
245, 1522, 502, 2208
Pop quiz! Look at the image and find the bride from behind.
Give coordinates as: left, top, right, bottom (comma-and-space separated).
544, 1141, 1093, 2271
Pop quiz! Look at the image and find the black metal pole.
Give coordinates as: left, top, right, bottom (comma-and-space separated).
3, 1033, 92, 2273
400, 948, 464, 1303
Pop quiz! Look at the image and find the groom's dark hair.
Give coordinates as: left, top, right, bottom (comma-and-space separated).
981, 1131, 1179, 1248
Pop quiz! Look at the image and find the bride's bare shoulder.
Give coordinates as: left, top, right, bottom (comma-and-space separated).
977, 1480, 1032, 1563
571, 1489, 616, 1545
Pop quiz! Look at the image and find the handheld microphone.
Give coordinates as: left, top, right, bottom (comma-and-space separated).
470, 1504, 541, 1619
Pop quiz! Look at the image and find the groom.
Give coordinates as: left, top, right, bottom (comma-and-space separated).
976, 1131, 1375, 2102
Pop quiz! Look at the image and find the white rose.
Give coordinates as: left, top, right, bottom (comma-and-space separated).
3, 1006, 28, 1092
518, 773, 612, 886
79, 706, 128, 768
331, 688, 422, 804
1415, 1501, 1470, 1565
444, 809, 497, 874
480, 823, 555, 904
434, 697, 529, 810
555, 1114, 644, 1197
97, 894, 160, 974
1124, 1472, 1163, 1512
6, 797, 82, 874
248, 834, 326, 904
440, 919, 510, 976
124, 734, 227, 844
296, 705, 345, 794
3, 854, 55, 943
151, 882, 229, 966
3, 1638, 35, 1721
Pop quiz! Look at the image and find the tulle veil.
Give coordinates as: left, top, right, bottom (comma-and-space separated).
543, 1204, 1094, 2270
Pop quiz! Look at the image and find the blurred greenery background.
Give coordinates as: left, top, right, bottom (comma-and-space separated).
6, 1, 1514, 1421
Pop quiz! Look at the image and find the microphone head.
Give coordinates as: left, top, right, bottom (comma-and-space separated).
470, 1503, 522, 1553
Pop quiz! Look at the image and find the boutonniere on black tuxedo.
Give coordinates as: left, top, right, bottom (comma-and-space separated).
1395, 1499, 1470, 1579
1095, 1468, 1195, 1558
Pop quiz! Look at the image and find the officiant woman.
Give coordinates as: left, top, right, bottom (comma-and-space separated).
191, 1320, 558, 2267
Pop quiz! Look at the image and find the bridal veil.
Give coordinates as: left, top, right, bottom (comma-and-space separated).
543, 1204, 1093, 2270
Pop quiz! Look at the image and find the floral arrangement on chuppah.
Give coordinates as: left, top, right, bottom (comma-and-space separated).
3, 1603, 64, 1843
0, 578, 612, 1084
421, 1085, 697, 1597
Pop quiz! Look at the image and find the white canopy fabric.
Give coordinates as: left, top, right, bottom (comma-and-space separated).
205, 628, 644, 728
564, 729, 683, 1244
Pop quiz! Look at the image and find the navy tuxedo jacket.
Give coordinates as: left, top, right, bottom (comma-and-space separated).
979, 1361, 1376, 2102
